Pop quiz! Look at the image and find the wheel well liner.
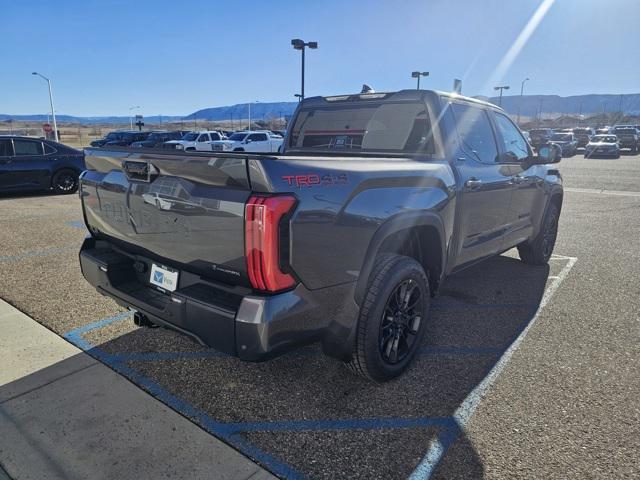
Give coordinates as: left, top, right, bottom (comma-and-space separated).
354, 212, 445, 305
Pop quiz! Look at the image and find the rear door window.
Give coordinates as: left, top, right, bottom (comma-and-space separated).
13, 139, 44, 156
0, 139, 13, 156
451, 103, 498, 163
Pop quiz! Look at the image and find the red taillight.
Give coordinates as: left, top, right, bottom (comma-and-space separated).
245, 195, 297, 292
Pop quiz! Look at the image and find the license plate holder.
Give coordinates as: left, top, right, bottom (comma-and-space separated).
149, 263, 179, 292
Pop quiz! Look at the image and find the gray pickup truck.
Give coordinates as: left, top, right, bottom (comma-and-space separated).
78, 90, 562, 382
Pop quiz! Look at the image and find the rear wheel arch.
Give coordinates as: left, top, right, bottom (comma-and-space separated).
549, 189, 564, 214
355, 213, 445, 306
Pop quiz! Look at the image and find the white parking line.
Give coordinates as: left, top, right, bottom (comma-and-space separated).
410, 255, 577, 479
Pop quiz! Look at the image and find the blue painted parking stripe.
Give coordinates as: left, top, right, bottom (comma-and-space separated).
65, 220, 87, 230
63, 315, 306, 479
0, 246, 76, 263
111, 350, 230, 362
64, 311, 133, 338
113, 345, 502, 364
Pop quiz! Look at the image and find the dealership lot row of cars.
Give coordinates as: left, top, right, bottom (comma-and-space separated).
526, 124, 640, 158
0, 120, 637, 197
90, 129, 286, 153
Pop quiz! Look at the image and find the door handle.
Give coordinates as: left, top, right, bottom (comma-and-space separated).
464, 178, 482, 190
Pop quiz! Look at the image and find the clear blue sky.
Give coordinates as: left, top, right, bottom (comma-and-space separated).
2, 0, 639, 116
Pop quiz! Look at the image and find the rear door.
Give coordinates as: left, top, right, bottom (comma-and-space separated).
450, 102, 515, 267
10, 138, 50, 190
491, 111, 544, 247
0, 138, 14, 189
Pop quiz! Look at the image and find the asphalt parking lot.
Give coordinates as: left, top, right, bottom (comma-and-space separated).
1, 153, 638, 479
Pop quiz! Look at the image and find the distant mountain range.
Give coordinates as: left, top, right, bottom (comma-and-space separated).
2, 93, 639, 124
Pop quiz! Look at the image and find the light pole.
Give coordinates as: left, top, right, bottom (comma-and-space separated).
128, 106, 140, 129
411, 71, 429, 90
516, 78, 529, 125
247, 101, 259, 130
32, 72, 59, 142
291, 39, 318, 100
494, 85, 510, 107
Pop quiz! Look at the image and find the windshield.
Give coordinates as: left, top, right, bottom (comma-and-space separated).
182, 133, 198, 141
288, 101, 437, 154
551, 134, 572, 141
613, 127, 636, 134
229, 133, 248, 141
530, 129, 550, 135
591, 136, 617, 143
573, 129, 591, 135
105, 132, 122, 140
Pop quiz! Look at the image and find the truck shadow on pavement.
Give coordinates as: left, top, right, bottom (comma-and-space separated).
69, 254, 556, 480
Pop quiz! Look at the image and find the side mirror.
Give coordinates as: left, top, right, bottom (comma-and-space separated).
535, 144, 561, 164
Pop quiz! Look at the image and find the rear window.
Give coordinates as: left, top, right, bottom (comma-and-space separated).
288, 101, 437, 155
614, 127, 636, 134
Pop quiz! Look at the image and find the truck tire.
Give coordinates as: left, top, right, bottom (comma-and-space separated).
52, 169, 78, 194
517, 202, 560, 265
346, 254, 430, 382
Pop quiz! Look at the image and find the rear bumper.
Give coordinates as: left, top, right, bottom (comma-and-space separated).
79, 237, 359, 361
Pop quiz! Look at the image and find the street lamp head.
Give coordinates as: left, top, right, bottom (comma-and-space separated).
32, 72, 38, 75
291, 39, 305, 50
411, 71, 420, 78
308, 41, 318, 49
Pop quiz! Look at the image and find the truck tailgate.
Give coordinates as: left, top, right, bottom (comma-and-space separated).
80, 148, 252, 285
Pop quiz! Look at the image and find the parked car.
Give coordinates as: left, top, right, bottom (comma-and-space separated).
78, 89, 562, 382
0, 136, 85, 194
572, 127, 595, 148
528, 128, 555, 149
549, 132, 578, 157
131, 131, 189, 148
584, 135, 621, 158
104, 131, 152, 147
611, 126, 639, 152
90, 130, 138, 147
210, 130, 284, 153
162, 131, 224, 151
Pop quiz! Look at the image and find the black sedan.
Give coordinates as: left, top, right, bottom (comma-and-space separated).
0, 136, 85, 194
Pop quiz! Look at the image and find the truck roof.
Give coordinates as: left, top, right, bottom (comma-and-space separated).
303, 89, 502, 111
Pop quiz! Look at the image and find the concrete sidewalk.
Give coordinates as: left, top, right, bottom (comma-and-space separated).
0, 299, 275, 480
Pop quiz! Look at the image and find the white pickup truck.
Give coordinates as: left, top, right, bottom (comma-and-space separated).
163, 131, 225, 151
210, 130, 283, 153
